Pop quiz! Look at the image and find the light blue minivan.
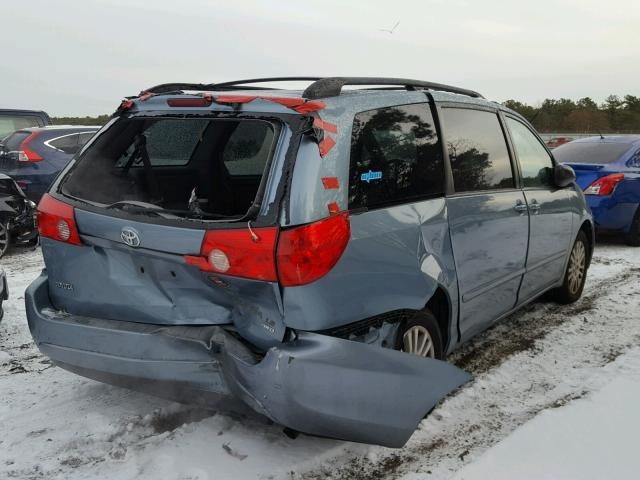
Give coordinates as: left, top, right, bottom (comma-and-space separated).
26, 77, 593, 447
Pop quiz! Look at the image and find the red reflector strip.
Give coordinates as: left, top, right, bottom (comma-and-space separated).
313, 117, 338, 134
213, 95, 326, 113
215, 95, 257, 104
319, 137, 337, 157
327, 202, 340, 215
321, 177, 339, 189
293, 100, 326, 113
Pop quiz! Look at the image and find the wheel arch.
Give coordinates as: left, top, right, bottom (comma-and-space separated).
424, 285, 454, 354
579, 219, 595, 267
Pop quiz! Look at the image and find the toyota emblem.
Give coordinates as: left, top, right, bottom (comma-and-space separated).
121, 227, 141, 247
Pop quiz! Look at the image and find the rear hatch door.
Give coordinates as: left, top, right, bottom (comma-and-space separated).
42, 112, 295, 345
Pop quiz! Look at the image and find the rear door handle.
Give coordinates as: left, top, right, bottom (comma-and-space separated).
529, 200, 541, 214
514, 201, 528, 213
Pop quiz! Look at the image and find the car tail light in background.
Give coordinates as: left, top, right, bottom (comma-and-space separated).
185, 212, 351, 286
277, 212, 350, 286
37, 194, 82, 245
185, 227, 279, 281
18, 132, 43, 162
584, 173, 625, 196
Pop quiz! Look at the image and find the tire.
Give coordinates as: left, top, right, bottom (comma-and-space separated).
552, 231, 589, 304
26, 236, 39, 248
626, 208, 640, 247
395, 310, 444, 360
0, 223, 9, 259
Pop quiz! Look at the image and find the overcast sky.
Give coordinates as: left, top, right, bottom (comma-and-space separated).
2, 0, 639, 116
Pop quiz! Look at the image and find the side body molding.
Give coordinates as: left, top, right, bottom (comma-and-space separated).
223, 332, 471, 447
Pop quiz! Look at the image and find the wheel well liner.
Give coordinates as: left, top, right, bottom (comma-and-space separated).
425, 287, 451, 352
579, 220, 594, 267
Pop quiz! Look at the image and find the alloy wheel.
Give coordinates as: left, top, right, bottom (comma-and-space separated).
567, 239, 586, 295
0, 224, 8, 258
402, 325, 435, 358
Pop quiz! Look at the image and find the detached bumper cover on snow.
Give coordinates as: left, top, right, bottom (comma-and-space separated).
26, 273, 471, 447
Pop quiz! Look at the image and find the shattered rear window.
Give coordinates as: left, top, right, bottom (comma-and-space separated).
61, 117, 278, 219
115, 119, 209, 167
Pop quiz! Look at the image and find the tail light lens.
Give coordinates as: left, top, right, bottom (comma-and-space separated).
277, 212, 350, 286
184, 212, 350, 286
37, 194, 82, 245
18, 132, 43, 162
584, 173, 624, 196
184, 227, 279, 281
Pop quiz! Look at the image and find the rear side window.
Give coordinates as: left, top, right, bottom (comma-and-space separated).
78, 132, 96, 145
553, 142, 632, 165
506, 118, 554, 187
49, 134, 82, 154
349, 103, 444, 210
0, 115, 43, 140
441, 108, 514, 192
628, 149, 640, 168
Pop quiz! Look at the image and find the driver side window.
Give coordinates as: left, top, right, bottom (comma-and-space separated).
507, 117, 554, 188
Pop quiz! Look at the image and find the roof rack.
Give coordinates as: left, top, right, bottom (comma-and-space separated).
143, 77, 323, 95
142, 77, 483, 99
302, 77, 484, 99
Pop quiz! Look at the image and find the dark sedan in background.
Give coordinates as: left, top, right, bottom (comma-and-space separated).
0, 126, 99, 202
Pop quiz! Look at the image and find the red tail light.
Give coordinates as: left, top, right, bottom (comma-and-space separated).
37, 194, 82, 245
184, 227, 279, 281
184, 213, 350, 285
584, 173, 624, 196
276, 212, 350, 286
18, 132, 43, 162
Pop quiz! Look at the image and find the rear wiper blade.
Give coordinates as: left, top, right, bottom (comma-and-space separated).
106, 200, 163, 211
105, 200, 235, 220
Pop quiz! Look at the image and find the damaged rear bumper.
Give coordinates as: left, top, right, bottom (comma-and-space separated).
26, 273, 471, 448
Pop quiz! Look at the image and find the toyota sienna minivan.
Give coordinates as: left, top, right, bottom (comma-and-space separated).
26, 77, 593, 447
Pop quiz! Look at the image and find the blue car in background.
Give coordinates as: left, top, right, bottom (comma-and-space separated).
554, 136, 640, 245
0, 126, 99, 202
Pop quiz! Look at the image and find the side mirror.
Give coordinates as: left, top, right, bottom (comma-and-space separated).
554, 163, 576, 188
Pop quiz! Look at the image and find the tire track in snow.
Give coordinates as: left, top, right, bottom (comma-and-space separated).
300, 249, 640, 480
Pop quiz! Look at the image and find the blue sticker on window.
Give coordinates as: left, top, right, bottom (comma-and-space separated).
360, 170, 383, 183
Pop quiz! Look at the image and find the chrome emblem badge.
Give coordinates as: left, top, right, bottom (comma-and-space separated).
121, 227, 141, 248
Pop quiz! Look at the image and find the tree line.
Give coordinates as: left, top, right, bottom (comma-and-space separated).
503, 95, 640, 133
54, 94, 640, 134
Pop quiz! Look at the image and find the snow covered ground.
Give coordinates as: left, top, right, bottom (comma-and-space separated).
0, 239, 639, 480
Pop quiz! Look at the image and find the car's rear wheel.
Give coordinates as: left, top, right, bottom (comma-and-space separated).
396, 310, 444, 360
552, 231, 589, 304
626, 207, 640, 247
0, 223, 10, 258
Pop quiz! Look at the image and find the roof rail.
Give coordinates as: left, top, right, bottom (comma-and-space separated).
143, 77, 323, 95
302, 77, 484, 99
142, 77, 484, 99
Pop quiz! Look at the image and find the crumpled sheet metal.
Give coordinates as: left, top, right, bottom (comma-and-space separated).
222, 331, 471, 448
